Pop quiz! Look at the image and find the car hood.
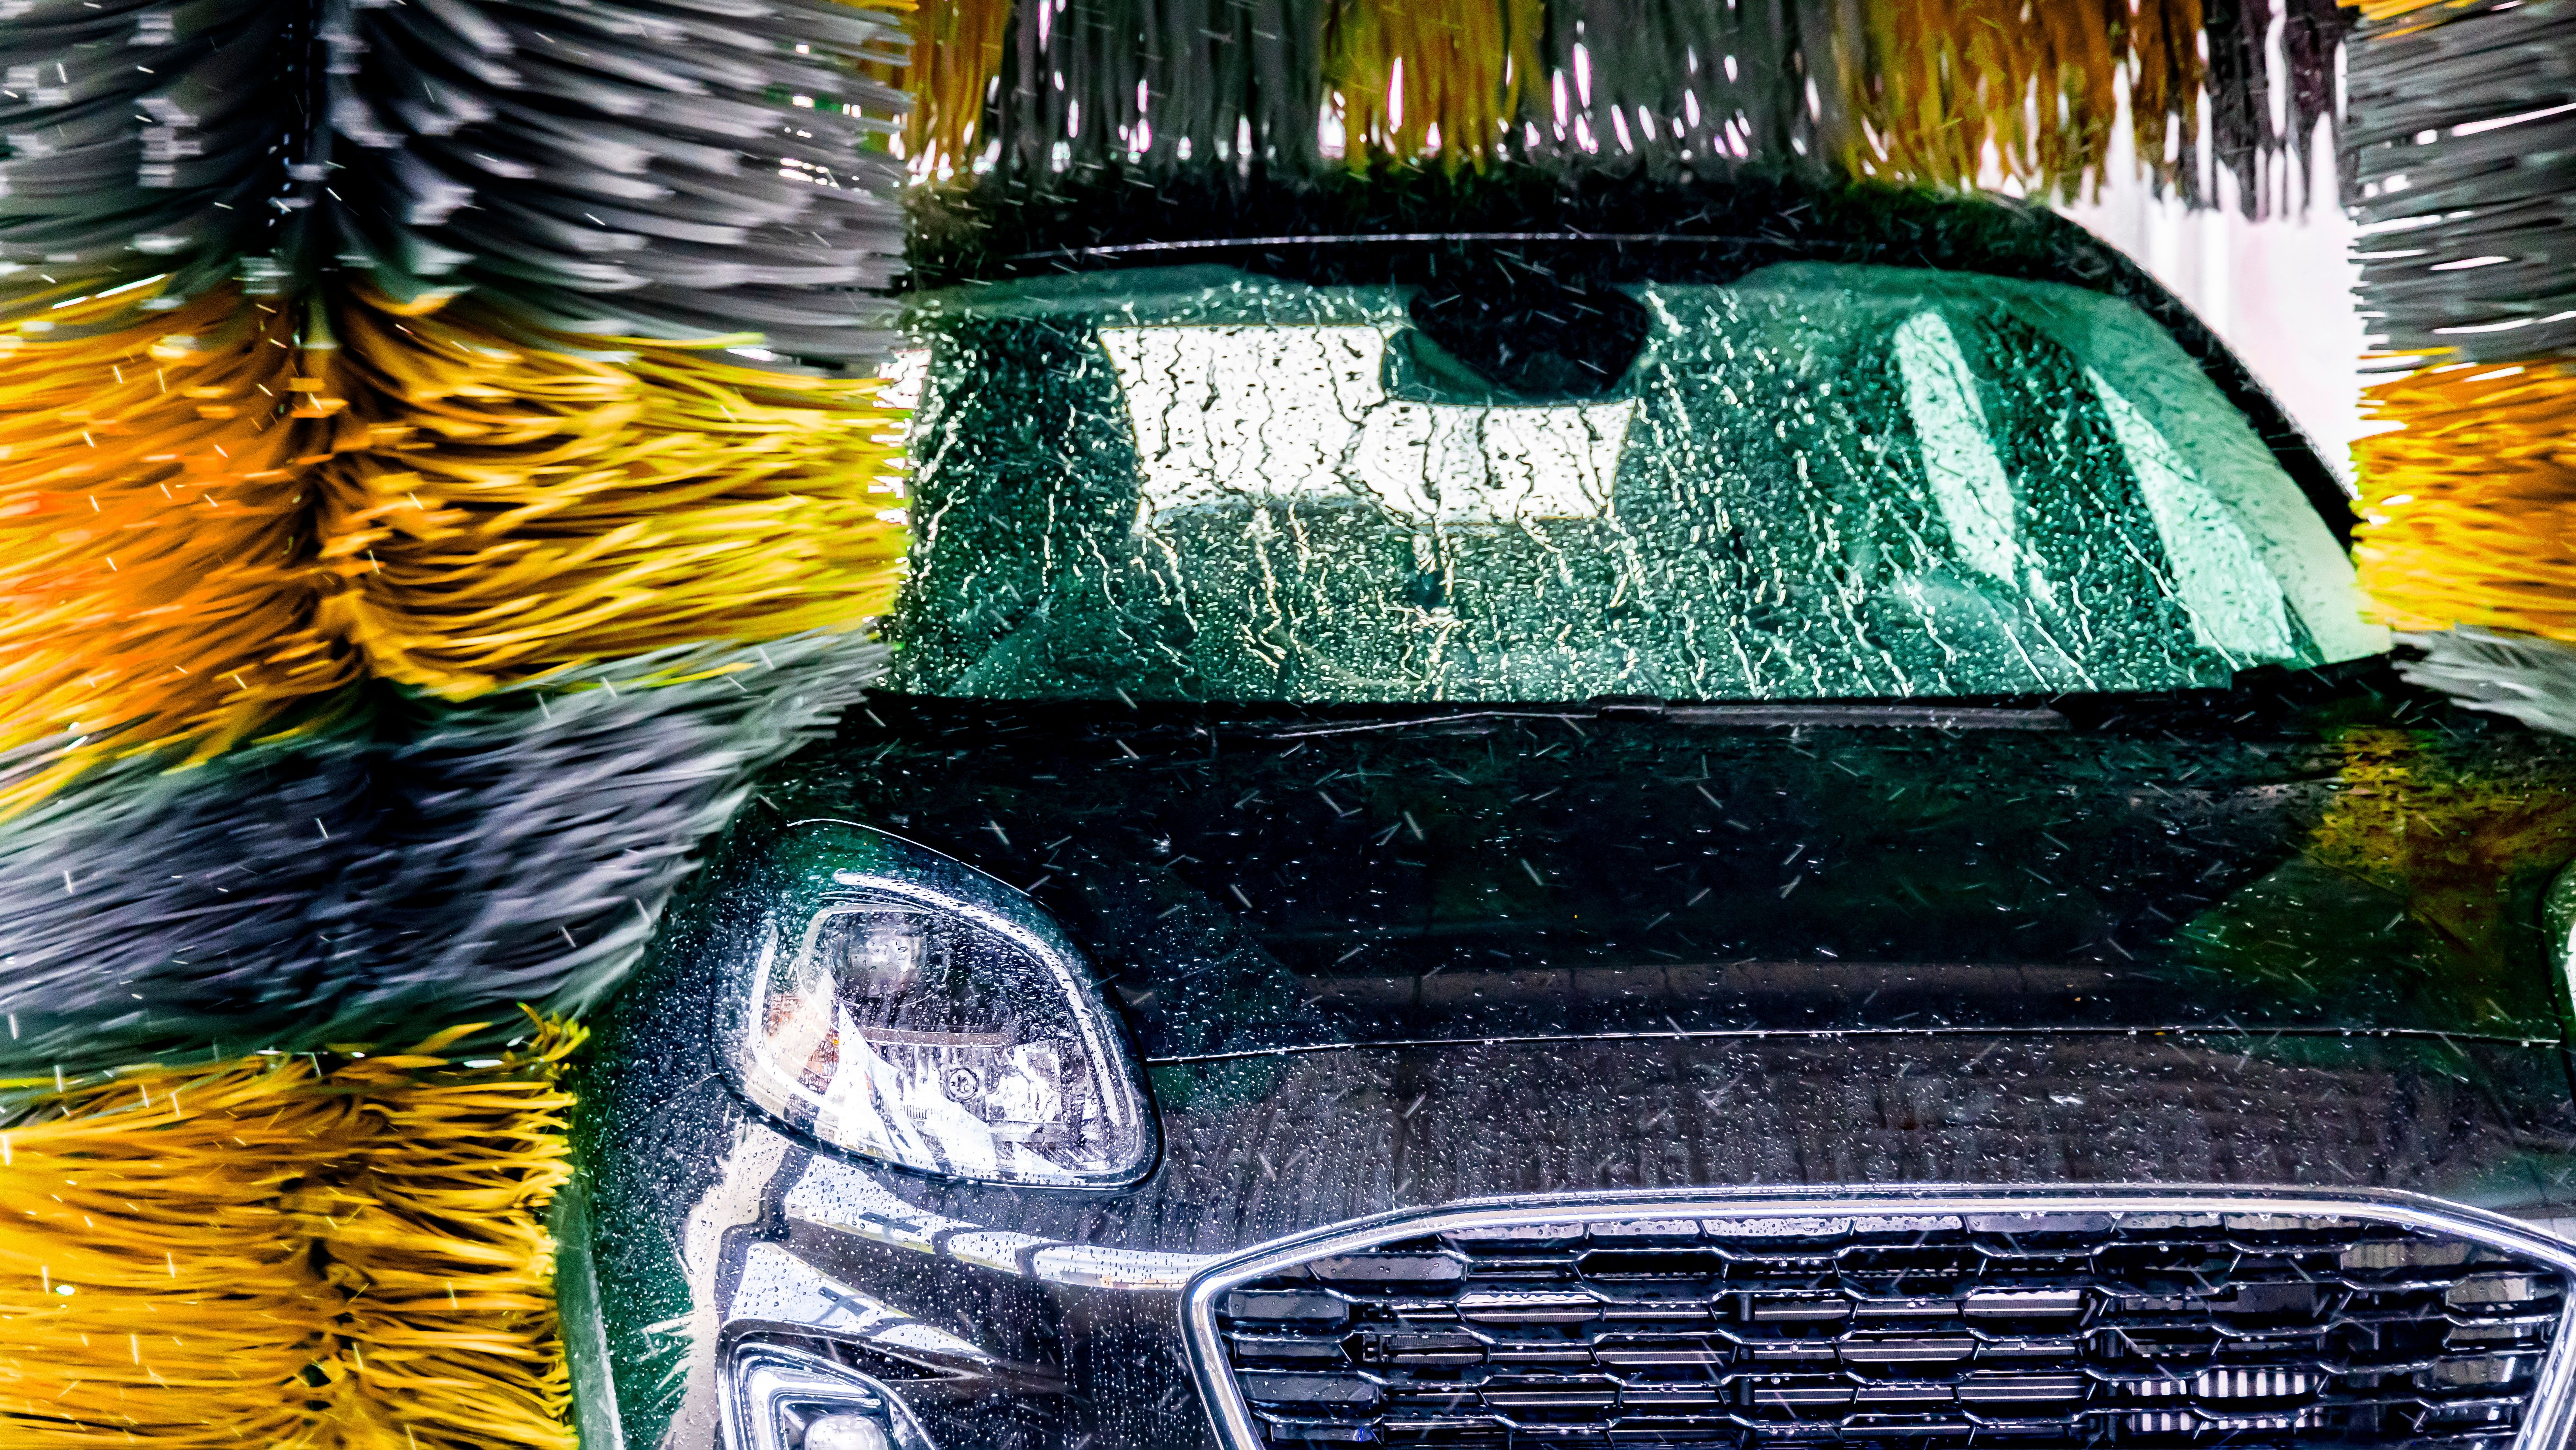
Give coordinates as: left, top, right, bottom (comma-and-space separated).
749, 663, 2576, 1055
567, 670, 2576, 1449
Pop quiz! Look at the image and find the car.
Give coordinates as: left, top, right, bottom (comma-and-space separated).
560, 178, 2576, 1450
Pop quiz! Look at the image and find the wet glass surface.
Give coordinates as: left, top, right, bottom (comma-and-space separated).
891, 264, 2376, 703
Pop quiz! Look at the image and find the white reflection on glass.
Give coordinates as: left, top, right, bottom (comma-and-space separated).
1099, 324, 1636, 526
1894, 310, 2024, 587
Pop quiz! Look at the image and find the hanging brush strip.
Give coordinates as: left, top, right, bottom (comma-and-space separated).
2033, 0, 2159, 195
997, 0, 1155, 178
1326, 0, 1546, 168
932, 0, 2334, 199
2122, 0, 2207, 205
2200, 0, 2274, 209
0, 0, 291, 305
332, 0, 912, 365
1848, 0, 2344, 213
1530, 0, 1830, 177
2278, 0, 2353, 200
988, 0, 1331, 180
1846, 0, 2127, 199
0, 1016, 580, 1450
976, 0, 1677, 179
1837, 0, 2338, 208
1160, 0, 1333, 175
0, 284, 353, 817
2343, 0, 2576, 363
909, 0, 1014, 176
2350, 358, 2576, 640
312, 288, 907, 699
998, 0, 1139, 176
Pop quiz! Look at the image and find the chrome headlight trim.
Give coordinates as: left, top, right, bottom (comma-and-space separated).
713, 819, 1157, 1189
1181, 1185, 2576, 1450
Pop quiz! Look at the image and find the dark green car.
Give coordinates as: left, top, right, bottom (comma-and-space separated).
563, 186, 2576, 1450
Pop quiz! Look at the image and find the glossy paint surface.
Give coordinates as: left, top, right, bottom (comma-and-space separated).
571, 668, 2576, 1449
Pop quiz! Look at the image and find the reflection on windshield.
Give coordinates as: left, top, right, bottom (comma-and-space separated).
1894, 310, 2023, 585
892, 263, 2381, 703
1101, 324, 1636, 526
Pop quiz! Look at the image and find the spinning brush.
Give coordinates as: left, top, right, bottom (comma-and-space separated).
914, 0, 2348, 213
3, 3, 909, 1440
2339, 0, 2576, 731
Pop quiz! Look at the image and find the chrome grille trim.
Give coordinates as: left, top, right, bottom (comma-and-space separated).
1181, 1189, 2576, 1450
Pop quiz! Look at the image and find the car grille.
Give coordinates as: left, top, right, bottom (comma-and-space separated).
1211, 1208, 2569, 1447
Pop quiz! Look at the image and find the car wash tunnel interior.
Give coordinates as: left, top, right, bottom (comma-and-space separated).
3, 2, 2576, 1449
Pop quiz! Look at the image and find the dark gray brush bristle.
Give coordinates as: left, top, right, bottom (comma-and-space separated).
326, 0, 913, 365
2344, 0, 2576, 362
1526, 0, 1835, 177
334, 632, 890, 1029
0, 632, 884, 1073
0, 732, 382, 1071
1, 0, 294, 306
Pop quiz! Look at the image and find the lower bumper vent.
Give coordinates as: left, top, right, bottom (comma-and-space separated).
1205, 1205, 2569, 1447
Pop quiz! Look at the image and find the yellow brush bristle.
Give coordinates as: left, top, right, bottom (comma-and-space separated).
907, 0, 1013, 176
0, 1016, 582, 1450
309, 289, 910, 699
1843, 0, 2205, 202
0, 287, 355, 813
1327, 0, 1546, 168
2351, 360, 2576, 645
2, 279, 912, 813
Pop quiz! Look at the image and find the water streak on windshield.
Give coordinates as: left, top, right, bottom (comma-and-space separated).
891, 263, 2380, 702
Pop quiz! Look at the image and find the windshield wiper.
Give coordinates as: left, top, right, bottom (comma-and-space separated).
1258, 701, 2069, 739
1598, 701, 2069, 731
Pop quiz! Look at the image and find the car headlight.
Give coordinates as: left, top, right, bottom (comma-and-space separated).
715, 821, 1155, 1188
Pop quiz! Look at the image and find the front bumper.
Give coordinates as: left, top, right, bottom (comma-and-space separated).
568, 1027, 2576, 1450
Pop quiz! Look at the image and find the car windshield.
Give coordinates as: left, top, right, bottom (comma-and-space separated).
886, 261, 2382, 703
